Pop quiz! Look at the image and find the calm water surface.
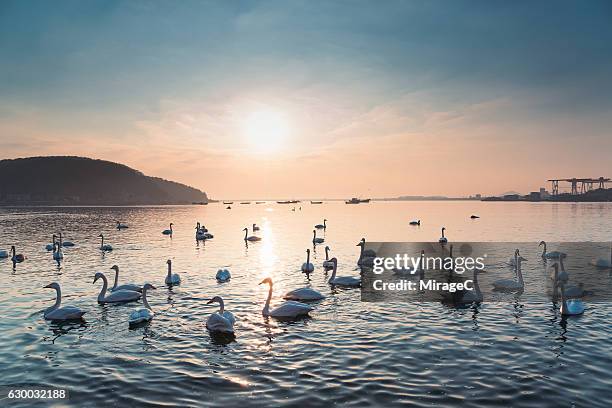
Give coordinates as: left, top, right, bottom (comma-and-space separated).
0, 201, 611, 407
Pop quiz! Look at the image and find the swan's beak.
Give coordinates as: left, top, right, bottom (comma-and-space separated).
206, 299, 214, 304
150, 285, 157, 290
44, 283, 53, 288
92, 276, 99, 284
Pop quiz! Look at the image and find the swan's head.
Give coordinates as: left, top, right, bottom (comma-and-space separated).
324, 219, 327, 222
259, 277, 273, 286
306, 248, 310, 254
93, 272, 104, 284
143, 283, 157, 291
357, 238, 365, 247
325, 246, 330, 251
442, 227, 446, 232
207, 296, 223, 305
539, 241, 545, 246
243, 228, 248, 231
110, 265, 119, 272
44, 282, 60, 290
166, 259, 172, 265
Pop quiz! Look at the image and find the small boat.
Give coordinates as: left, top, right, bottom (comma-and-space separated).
223, 201, 234, 205
310, 201, 323, 204
255, 201, 266, 204
240, 202, 251, 204
345, 197, 370, 204
277, 200, 300, 204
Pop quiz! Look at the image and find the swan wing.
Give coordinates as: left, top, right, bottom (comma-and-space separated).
270, 301, 312, 318
206, 312, 235, 333
105, 289, 141, 303
46, 306, 85, 320
112, 283, 143, 293
283, 288, 325, 301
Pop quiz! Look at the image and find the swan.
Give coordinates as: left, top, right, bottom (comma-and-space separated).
116, 221, 128, 230
43, 282, 86, 321
590, 246, 612, 268
283, 286, 325, 301
314, 219, 327, 229
470, 215, 480, 219
322, 246, 334, 269
508, 249, 527, 267
110, 265, 142, 292
301, 249, 314, 274
439, 227, 448, 244
552, 258, 587, 298
329, 258, 361, 287
357, 239, 376, 267
58, 232, 74, 247
162, 223, 173, 235
539, 241, 566, 259
216, 268, 231, 282
195, 223, 206, 240
555, 265, 585, 316
447, 268, 483, 304
409, 220, 420, 226
93, 272, 141, 304
165, 259, 181, 285
312, 230, 324, 244
243, 227, 261, 242
45, 234, 56, 251
128, 283, 156, 326
259, 278, 313, 318
11, 246, 25, 263
0, 249, 8, 258
52, 242, 63, 261
253, 223, 260, 231
206, 296, 236, 333
493, 249, 524, 291
98, 234, 113, 251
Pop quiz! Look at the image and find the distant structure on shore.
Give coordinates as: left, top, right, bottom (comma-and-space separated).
483, 177, 611, 202
0, 156, 208, 205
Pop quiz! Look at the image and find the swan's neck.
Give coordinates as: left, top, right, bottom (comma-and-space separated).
441, 229, 445, 238
559, 285, 568, 313
473, 270, 481, 296
323, 220, 326, 228
167, 263, 172, 279
112, 268, 119, 289
218, 298, 225, 315
244, 229, 248, 240
169, 224, 172, 232
541, 242, 547, 257
516, 260, 524, 285
100, 236, 104, 248
313, 231, 316, 240
263, 284, 272, 316
325, 247, 329, 260
306, 251, 310, 264
142, 287, 151, 310
46, 286, 61, 314
97, 275, 108, 301
329, 264, 337, 282
359, 244, 364, 259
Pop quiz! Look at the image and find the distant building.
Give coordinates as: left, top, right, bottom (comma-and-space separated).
475, 194, 481, 199
503, 194, 520, 200
528, 191, 541, 201
539, 188, 550, 199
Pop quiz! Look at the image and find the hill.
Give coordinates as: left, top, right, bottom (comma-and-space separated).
0, 156, 208, 205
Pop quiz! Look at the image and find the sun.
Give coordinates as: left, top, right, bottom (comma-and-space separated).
242, 111, 288, 153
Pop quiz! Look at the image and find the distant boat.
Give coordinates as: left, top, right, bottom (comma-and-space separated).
256, 201, 266, 204
345, 197, 370, 204
277, 200, 300, 204
192, 201, 207, 205
310, 201, 323, 204
240, 202, 251, 204
223, 201, 233, 205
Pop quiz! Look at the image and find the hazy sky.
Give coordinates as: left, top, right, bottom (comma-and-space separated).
1, 1, 611, 198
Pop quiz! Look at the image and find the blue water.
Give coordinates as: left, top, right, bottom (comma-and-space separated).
0, 201, 611, 407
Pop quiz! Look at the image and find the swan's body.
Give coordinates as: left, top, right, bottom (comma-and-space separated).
165, 259, 181, 285
43, 282, 86, 321
162, 223, 173, 235
116, 221, 129, 230
260, 278, 313, 318
312, 230, 324, 244
128, 283, 156, 326
243, 227, 261, 242
58, 232, 74, 247
329, 258, 361, 287
11, 246, 25, 263
52, 243, 64, 260
439, 227, 448, 244
539, 241, 566, 259
314, 219, 327, 229
93, 272, 141, 304
283, 287, 325, 301
45, 235, 56, 251
206, 296, 235, 333
447, 268, 483, 304
98, 234, 113, 251
110, 265, 142, 293
552, 258, 586, 298
302, 249, 314, 274
322, 246, 334, 269
590, 246, 612, 269
409, 220, 420, 226
557, 269, 585, 316
216, 269, 231, 282
493, 250, 524, 291
252, 223, 260, 231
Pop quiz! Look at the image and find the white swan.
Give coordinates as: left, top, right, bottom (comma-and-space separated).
243, 227, 261, 242
554, 263, 585, 316
128, 283, 156, 326
283, 286, 325, 301
357, 239, 376, 267
98, 234, 113, 251
162, 223, 173, 235
206, 296, 236, 333
52, 242, 64, 261
252, 223, 260, 231
312, 229, 324, 244
93, 272, 141, 304
110, 265, 142, 292
314, 219, 327, 229
553, 258, 586, 298
590, 246, 612, 269
215, 268, 231, 282
165, 259, 181, 285
116, 221, 129, 230
446, 268, 483, 304
539, 240, 566, 259
493, 249, 524, 291
439, 227, 448, 244
11, 246, 25, 263
409, 220, 420, 226
322, 246, 334, 269
43, 282, 86, 321
45, 234, 56, 251
508, 249, 527, 266
302, 249, 314, 274
329, 258, 361, 287
259, 278, 313, 318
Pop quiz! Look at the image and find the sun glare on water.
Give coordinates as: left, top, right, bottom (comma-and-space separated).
243, 111, 288, 153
